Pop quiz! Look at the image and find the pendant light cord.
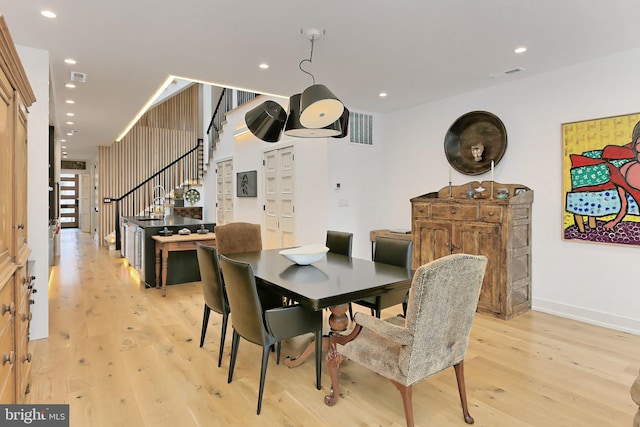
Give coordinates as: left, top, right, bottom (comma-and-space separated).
299, 36, 316, 85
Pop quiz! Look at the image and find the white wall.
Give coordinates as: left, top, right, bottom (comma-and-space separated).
18, 45, 50, 340
377, 47, 640, 334
326, 111, 387, 259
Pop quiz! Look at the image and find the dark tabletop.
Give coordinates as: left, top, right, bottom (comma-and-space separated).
225, 249, 413, 311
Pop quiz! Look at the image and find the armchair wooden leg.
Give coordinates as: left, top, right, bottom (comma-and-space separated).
324, 337, 347, 406
454, 361, 474, 424
391, 380, 414, 427
324, 325, 362, 407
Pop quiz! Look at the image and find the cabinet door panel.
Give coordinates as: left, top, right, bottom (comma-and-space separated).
0, 72, 13, 268
14, 99, 28, 254
454, 223, 501, 314
0, 276, 14, 404
413, 220, 451, 269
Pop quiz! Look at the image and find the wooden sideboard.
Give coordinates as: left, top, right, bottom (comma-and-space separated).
411, 181, 533, 319
0, 17, 36, 403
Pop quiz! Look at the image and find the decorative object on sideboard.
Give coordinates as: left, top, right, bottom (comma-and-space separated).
158, 227, 173, 236
444, 110, 507, 176
496, 188, 510, 199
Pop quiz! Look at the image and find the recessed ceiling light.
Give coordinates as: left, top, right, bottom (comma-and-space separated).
61, 145, 67, 148
65, 100, 75, 104
66, 132, 73, 136
379, 92, 388, 98
259, 63, 269, 69
40, 10, 56, 19
60, 140, 66, 143
62, 152, 67, 155
64, 58, 77, 65
62, 155, 68, 159
66, 121, 74, 125
65, 83, 76, 89
66, 112, 74, 116
514, 46, 527, 54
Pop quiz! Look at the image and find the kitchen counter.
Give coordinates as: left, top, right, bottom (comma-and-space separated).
124, 215, 210, 228
120, 216, 215, 287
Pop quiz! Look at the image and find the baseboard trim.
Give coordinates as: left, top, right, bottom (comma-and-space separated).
532, 298, 640, 336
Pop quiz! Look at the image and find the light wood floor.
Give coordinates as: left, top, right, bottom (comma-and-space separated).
28, 229, 640, 426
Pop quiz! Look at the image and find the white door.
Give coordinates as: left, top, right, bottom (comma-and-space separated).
79, 173, 91, 232
263, 146, 295, 249
216, 159, 233, 224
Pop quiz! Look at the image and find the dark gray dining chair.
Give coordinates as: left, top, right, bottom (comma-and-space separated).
325, 230, 353, 257
219, 255, 323, 415
349, 236, 413, 319
196, 243, 229, 367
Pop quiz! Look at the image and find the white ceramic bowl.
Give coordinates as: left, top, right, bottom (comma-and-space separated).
279, 244, 329, 265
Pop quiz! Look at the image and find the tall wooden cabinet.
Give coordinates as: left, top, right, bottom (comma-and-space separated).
411, 181, 533, 319
0, 16, 36, 403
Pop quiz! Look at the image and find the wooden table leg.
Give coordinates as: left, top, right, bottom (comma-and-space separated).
155, 243, 161, 290
161, 249, 169, 297
283, 303, 350, 368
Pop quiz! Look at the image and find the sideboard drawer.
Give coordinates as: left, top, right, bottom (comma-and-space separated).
412, 204, 429, 218
478, 206, 503, 223
431, 204, 477, 221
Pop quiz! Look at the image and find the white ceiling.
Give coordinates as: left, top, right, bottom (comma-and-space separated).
2, 1, 640, 159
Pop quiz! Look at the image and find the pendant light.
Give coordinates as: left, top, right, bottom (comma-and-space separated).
245, 100, 287, 143
245, 28, 348, 142
297, 29, 344, 129
284, 93, 342, 137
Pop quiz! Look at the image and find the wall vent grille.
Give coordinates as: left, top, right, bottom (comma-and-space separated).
489, 67, 525, 79
349, 112, 373, 145
70, 71, 87, 83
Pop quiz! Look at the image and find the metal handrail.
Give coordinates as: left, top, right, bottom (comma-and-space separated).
110, 138, 203, 250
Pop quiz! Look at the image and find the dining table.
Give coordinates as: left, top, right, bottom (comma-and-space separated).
224, 248, 414, 366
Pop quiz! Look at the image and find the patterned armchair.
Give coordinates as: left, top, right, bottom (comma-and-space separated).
324, 253, 488, 427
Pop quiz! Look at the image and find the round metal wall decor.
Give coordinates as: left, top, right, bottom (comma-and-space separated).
444, 111, 507, 175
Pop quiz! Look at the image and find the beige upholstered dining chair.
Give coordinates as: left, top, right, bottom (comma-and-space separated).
214, 222, 282, 309
214, 222, 263, 255
324, 253, 488, 427
196, 243, 230, 367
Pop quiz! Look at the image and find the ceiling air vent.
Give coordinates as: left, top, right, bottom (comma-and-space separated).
489, 67, 525, 79
70, 71, 87, 83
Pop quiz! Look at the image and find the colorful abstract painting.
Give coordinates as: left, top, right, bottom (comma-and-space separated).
563, 112, 640, 246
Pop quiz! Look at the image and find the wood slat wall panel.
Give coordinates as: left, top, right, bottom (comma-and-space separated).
97, 84, 200, 245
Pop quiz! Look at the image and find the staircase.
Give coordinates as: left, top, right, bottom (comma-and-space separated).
100, 84, 258, 249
